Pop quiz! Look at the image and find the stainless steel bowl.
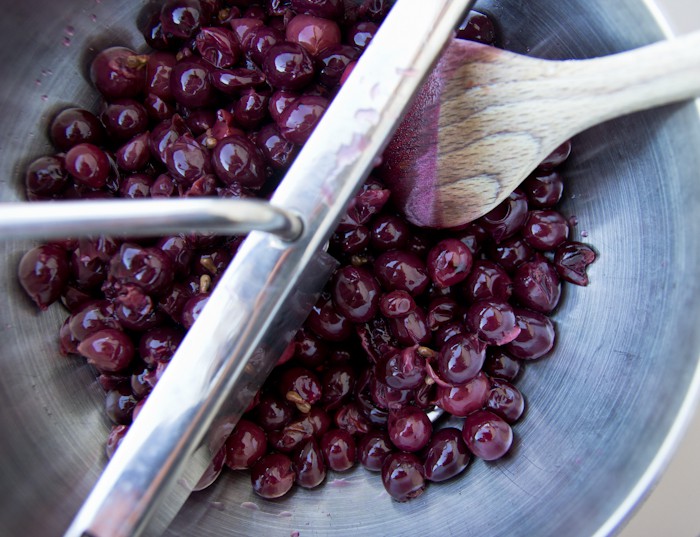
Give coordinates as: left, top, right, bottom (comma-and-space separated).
1, 1, 699, 536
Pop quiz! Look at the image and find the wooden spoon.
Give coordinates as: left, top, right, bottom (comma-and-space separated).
381, 31, 700, 228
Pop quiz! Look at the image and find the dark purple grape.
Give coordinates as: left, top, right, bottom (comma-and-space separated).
60, 286, 92, 315
437, 333, 486, 386
280, 366, 322, 410
210, 67, 266, 94
554, 241, 597, 286
224, 418, 267, 469
522, 210, 569, 251
538, 140, 572, 170
483, 349, 521, 382
142, 11, 176, 51
146, 52, 177, 100
486, 238, 533, 274
50, 108, 105, 151
230, 17, 265, 49
321, 364, 356, 411
292, 328, 328, 368
374, 250, 430, 296
320, 429, 356, 471
435, 372, 490, 417
97, 371, 130, 392
25, 156, 69, 197
105, 425, 129, 459
131, 366, 158, 399
427, 238, 473, 288
277, 94, 328, 144
150, 174, 177, 198
317, 44, 360, 87
294, 438, 327, 488
250, 453, 295, 498
453, 223, 489, 256
347, 21, 377, 49
307, 295, 353, 341
356, 317, 397, 364
290, 0, 343, 19
150, 114, 189, 164
466, 299, 520, 346
478, 189, 529, 244
164, 133, 212, 183
456, 10, 497, 44
358, 430, 393, 472
335, 401, 371, 436
244, 26, 283, 66
18, 244, 69, 310
262, 42, 315, 90
114, 285, 163, 331
423, 427, 471, 482
105, 386, 138, 425
64, 143, 111, 189
170, 59, 214, 107
388, 309, 430, 346
433, 321, 465, 348
211, 134, 266, 188
331, 265, 380, 323
381, 452, 425, 502
486, 378, 525, 423
77, 328, 134, 372
254, 394, 295, 431
255, 122, 298, 169
370, 375, 413, 411
119, 173, 152, 198
233, 87, 270, 129
462, 260, 512, 303
370, 214, 410, 252
139, 326, 183, 366
306, 406, 332, 438
144, 93, 176, 122
512, 256, 561, 313
387, 406, 432, 452
161, 0, 202, 39
71, 236, 120, 290
269, 90, 299, 122
116, 133, 151, 172
196, 26, 240, 68
462, 410, 513, 461
90, 47, 147, 99
505, 308, 555, 360
426, 297, 458, 331
109, 243, 174, 295
101, 99, 149, 142
522, 170, 564, 208
338, 180, 390, 229
69, 300, 120, 341
379, 347, 426, 390
285, 14, 341, 56
181, 292, 209, 329
155, 236, 192, 278
379, 290, 416, 318
267, 415, 315, 453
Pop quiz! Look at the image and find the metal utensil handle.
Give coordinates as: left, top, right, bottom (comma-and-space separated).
0, 198, 302, 240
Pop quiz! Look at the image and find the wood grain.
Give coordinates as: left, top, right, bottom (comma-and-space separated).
381, 31, 700, 228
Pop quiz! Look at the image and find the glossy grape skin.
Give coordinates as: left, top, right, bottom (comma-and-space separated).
139, 326, 183, 366
180, 293, 209, 329
71, 236, 120, 290
462, 410, 513, 461
462, 260, 513, 303
387, 406, 432, 452
250, 453, 295, 499
320, 364, 355, 411
105, 387, 138, 425
522, 170, 564, 208
307, 295, 353, 342
512, 257, 562, 313
50, 108, 105, 151
196, 26, 240, 68
334, 402, 371, 436
320, 429, 356, 471
116, 133, 151, 172
437, 333, 486, 386
331, 265, 380, 323
254, 394, 295, 432
381, 452, 426, 502
211, 135, 266, 188
422, 427, 471, 482
486, 238, 533, 274
347, 21, 378, 49
379, 290, 416, 318
505, 307, 556, 360
317, 44, 360, 87
255, 123, 298, 169
105, 425, 129, 459
277, 94, 328, 145
160, 0, 202, 39
286, 14, 341, 56
280, 366, 322, 408
378, 347, 425, 390
538, 140, 572, 170
522, 210, 570, 251
427, 238, 473, 288
466, 299, 521, 346
262, 42, 315, 90
554, 241, 597, 286
90, 47, 147, 99
170, 59, 214, 107
290, 0, 344, 19
483, 350, 521, 382
109, 243, 174, 295
65, 143, 111, 189
478, 189, 529, 244
224, 419, 267, 470
101, 99, 149, 142
164, 133, 212, 183
25, 156, 69, 197
69, 300, 121, 342
374, 250, 430, 296
486, 378, 525, 423
435, 372, 490, 417
18, 244, 69, 310
456, 10, 497, 44
358, 430, 394, 472
294, 438, 327, 488
210, 67, 267, 94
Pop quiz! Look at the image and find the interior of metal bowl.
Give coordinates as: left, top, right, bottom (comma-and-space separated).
1, 1, 699, 536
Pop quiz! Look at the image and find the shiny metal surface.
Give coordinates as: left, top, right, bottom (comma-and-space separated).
0, 2, 699, 537
0, 198, 303, 241
62, 1, 470, 536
